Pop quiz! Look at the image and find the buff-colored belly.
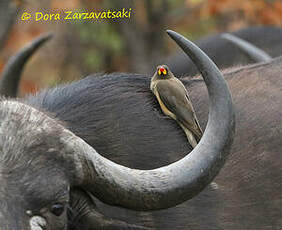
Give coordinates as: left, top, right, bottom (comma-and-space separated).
154, 90, 176, 120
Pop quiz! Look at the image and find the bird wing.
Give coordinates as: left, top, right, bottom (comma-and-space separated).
156, 79, 203, 141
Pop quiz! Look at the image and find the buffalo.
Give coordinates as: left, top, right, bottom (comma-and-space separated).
0, 31, 235, 229
0, 28, 281, 229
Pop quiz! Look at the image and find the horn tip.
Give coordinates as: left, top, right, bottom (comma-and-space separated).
221, 33, 233, 40
41, 32, 54, 41
166, 30, 184, 43
166, 30, 176, 37
166, 30, 191, 44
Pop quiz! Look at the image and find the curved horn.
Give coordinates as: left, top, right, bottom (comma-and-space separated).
0, 33, 53, 97
221, 33, 272, 62
60, 30, 235, 211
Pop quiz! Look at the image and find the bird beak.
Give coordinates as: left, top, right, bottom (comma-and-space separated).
158, 67, 167, 76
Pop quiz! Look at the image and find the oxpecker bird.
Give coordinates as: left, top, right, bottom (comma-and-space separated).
150, 65, 203, 148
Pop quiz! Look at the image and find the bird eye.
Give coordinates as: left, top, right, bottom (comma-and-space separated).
50, 203, 65, 216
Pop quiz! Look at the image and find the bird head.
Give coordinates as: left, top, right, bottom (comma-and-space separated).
157, 64, 175, 78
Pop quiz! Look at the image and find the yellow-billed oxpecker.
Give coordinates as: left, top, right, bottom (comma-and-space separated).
150, 65, 203, 148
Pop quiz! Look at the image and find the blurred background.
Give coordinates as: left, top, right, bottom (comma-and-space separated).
0, 0, 281, 95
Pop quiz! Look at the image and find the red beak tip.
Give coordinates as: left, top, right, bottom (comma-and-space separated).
159, 67, 165, 72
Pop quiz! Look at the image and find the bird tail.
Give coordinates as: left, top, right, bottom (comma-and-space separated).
178, 122, 201, 148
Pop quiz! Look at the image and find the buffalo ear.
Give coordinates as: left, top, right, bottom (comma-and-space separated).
68, 188, 150, 230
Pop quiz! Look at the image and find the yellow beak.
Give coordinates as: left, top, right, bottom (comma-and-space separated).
158, 68, 167, 76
